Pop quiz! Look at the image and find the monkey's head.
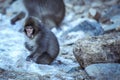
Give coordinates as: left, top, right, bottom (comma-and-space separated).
24, 16, 44, 39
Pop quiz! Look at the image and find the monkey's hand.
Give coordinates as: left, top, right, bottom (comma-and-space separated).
26, 55, 33, 61
25, 42, 34, 51
26, 51, 37, 62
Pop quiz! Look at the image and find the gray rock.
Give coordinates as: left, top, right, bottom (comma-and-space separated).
100, 5, 120, 24
0, 0, 16, 14
0, 69, 41, 80
65, 20, 104, 36
73, 31, 120, 68
85, 63, 120, 80
60, 20, 104, 45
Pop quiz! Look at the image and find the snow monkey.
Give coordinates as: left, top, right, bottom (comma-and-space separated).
11, 0, 65, 29
24, 16, 59, 64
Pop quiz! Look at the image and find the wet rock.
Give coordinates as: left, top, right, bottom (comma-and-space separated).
100, 5, 120, 24
76, 20, 104, 36
88, 8, 101, 21
0, 68, 5, 74
0, 0, 16, 14
65, 20, 104, 36
60, 20, 104, 45
86, 63, 120, 80
73, 31, 120, 68
0, 70, 42, 80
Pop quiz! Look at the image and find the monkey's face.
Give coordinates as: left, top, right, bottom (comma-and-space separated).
25, 26, 34, 38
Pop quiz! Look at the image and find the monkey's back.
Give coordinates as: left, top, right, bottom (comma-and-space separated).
41, 28, 59, 58
36, 29, 60, 64
47, 30, 59, 58
23, 0, 65, 28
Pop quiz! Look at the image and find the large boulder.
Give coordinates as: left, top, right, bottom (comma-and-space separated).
60, 20, 104, 45
85, 63, 120, 80
73, 31, 120, 68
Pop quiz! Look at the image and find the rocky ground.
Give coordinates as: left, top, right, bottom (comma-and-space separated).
0, 0, 120, 80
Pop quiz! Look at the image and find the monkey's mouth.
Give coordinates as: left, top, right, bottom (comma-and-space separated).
26, 32, 33, 38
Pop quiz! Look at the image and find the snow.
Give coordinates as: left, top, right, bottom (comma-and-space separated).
0, 13, 79, 76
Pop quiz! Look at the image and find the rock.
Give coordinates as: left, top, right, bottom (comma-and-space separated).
100, 5, 120, 24
0, 69, 42, 80
102, 15, 120, 33
60, 20, 104, 45
0, 68, 5, 74
0, 0, 15, 14
77, 20, 104, 36
65, 20, 104, 36
88, 8, 101, 21
85, 63, 120, 80
73, 31, 120, 68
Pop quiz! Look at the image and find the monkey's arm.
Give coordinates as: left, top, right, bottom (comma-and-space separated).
11, 11, 25, 24
24, 42, 33, 51
26, 47, 47, 62
32, 44, 47, 57
25, 42, 44, 60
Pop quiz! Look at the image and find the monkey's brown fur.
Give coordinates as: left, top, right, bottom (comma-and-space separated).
11, 0, 65, 29
24, 16, 59, 64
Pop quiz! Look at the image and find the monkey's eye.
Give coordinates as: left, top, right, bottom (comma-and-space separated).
26, 26, 33, 29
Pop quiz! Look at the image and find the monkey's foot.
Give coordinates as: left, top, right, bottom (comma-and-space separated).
26, 56, 33, 61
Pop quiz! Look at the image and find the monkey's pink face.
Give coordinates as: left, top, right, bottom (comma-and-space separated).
25, 26, 34, 38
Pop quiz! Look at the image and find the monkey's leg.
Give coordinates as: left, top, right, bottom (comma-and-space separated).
26, 53, 37, 61
36, 52, 54, 64
26, 53, 34, 61
11, 11, 25, 24
30, 47, 47, 61
44, 19, 57, 29
26, 49, 45, 62
26, 50, 40, 61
